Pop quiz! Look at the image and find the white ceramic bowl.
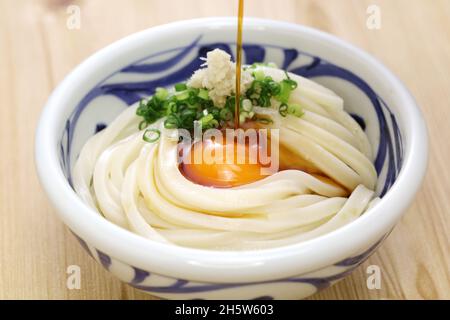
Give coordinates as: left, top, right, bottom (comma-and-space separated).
35, 18, 428, 299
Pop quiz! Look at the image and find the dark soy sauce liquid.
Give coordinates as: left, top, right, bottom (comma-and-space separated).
234, 0, 244, 129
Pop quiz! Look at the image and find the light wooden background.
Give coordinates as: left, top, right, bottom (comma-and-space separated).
0, 0, 448, 300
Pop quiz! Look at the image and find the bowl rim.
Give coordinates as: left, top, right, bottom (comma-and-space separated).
35, 17, 428, 283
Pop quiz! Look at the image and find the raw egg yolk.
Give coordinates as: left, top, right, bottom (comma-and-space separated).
181, 138, 270, 188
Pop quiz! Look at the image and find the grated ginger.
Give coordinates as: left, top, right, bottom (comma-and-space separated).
187, 49, 253, 107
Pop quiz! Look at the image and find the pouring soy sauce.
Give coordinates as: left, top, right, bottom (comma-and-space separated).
234, 0, 244, 129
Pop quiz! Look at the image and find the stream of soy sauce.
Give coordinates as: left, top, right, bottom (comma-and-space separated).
234, 0, 244, 129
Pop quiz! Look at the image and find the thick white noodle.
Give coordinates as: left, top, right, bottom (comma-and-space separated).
72, 67, 379, 250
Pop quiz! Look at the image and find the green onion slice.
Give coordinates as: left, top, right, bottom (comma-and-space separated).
174, 83, 188, 92
279, 103, 288, 117
155, 88, 168, 100
219, 108, 232, 121
256, 117, 273, 125
288, 103, 304, 117
138, 120, 148, 130
198, 89, 210, 100
143, 128, 161, 143
253, 70, 265, 81
175, 91, 190, 101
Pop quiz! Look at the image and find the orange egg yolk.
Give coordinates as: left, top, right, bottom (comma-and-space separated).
180, 138, 271, 188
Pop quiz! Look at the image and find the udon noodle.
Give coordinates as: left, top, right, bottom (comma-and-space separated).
73, 49, 378, 250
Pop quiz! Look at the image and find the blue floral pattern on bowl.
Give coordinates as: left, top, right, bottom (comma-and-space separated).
73, 232, 388, 299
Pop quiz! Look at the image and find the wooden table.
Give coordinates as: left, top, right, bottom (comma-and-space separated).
0, 0, 448, 300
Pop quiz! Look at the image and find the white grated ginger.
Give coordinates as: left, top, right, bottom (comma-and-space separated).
187, 49, 253, 107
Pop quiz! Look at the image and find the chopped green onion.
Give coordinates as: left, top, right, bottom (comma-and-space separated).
175, 90, 190, 101
219, 108, 232, 121
143, 128, 161, 143
253, 70, 265, 81
187, 103, 200, 110
245, 74, 297, 108
181, 108, 197, 119
286, 79, 297, 90
188, 96, 197, 105
239, 109, 255, 125
288, 103, 304, 117
210, 119, 219, 128
136, 64, 298, 132
167, 101, 178, 114
209, 107, 221, 119
268, 81, 281, 95
155, 87, 168, 100
164, 114, 180, 129
174, 83, 188, 92
199, 113, 219, 129
198, 89, 209, 100
276, 80, 293, 103
242, 99, 253, 112
200, 113, 214, 126
138, 120, 148, 130
279, 103, 288, 117
256, 117, 273, 125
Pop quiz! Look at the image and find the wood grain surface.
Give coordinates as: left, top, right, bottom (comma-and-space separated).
0, 0, 449, 300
